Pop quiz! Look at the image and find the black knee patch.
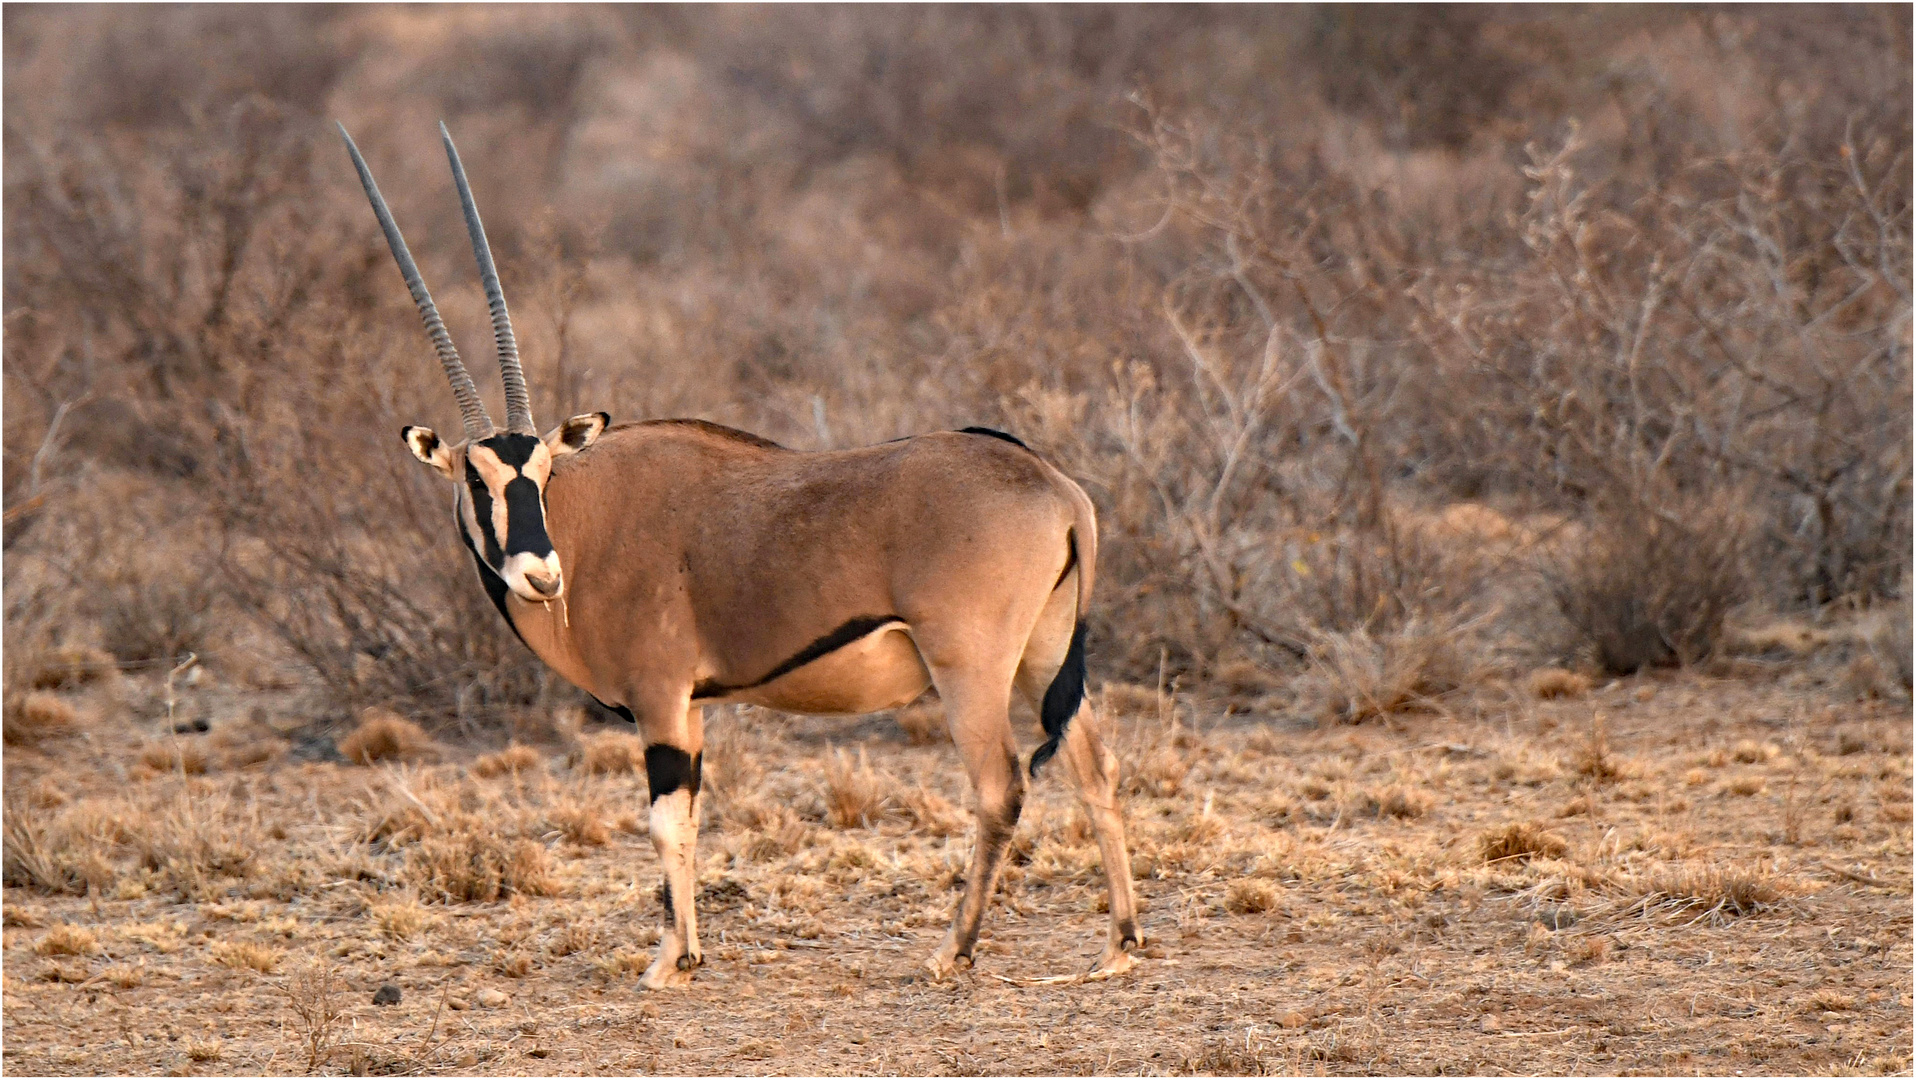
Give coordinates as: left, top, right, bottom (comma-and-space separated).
658, 880, 673, 913
645, 745, 702, 803
1118, 919, 1139, 951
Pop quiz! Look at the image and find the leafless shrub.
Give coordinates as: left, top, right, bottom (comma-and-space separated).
1544, 499, 1746, 673
282, 959, 345, 1073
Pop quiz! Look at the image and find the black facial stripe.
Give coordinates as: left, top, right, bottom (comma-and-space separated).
691, 615, 902, 700
464, 462, 504, 568
644, 745, 702, 804
502, 476, 553, 557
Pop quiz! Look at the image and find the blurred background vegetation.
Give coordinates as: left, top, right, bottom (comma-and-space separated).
4, 5, 1909, 732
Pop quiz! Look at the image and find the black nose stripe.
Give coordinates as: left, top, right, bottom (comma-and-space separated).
502, 476, 553, 557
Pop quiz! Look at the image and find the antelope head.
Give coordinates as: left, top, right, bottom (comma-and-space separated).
341, 122, 608, 602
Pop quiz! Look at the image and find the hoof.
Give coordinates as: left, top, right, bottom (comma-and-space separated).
919, 951, 972, 981
1092, 935, 1139, 976
640, 957, 696, 990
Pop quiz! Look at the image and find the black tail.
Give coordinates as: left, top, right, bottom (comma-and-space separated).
1030, 619, 1088, 777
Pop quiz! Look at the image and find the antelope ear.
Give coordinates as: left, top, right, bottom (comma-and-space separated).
402, 425, 456, 478
545, 412, 609, 457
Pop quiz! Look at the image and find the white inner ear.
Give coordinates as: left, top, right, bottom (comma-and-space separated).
405, 427, 455, 478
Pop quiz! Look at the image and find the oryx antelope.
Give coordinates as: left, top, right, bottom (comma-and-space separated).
339, 123, 1139, 988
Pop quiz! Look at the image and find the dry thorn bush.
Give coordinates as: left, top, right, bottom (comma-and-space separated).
337, 708, 437, 765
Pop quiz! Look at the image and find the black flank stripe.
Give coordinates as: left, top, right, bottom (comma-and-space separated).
692, 615, 901, 700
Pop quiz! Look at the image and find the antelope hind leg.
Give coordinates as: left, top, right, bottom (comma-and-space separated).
1055, 703, 1141, 974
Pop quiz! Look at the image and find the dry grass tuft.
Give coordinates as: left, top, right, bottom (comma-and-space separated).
211, 940, 281, 973
1572, 714, 1622, 781
1480, 822, 1569, 864
1302, 621, 1475, 723
548, 799, 611, 846
34, 923, 100, 956
578, 731, 646, 775
822, 746, 896, 829
1528, 668, 1592, 700
473, 743, 543, 778
1226, 878, 1280, 914
368, 896, 443, 940
1614, 864, 1784, 923
26, 645, 117, 691
337, 708, 436, 765
1730, 739, 1778, 764
891, 702, 947, 745
407, 833, 558, 903
138, 739, 209, 776
3, 692, 79, 744
1361, 785, 1433, 820
184, 1038, 224, 1063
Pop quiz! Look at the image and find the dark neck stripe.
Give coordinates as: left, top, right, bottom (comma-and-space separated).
692, 614, 902, 700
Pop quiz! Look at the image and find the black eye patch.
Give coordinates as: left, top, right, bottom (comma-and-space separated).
464, 461, 504, 567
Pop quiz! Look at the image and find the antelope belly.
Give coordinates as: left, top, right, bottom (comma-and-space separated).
743, 625, 931, 715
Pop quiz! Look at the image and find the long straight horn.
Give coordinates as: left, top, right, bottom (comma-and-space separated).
440, 122, 534, 435
337, 123, 496, 442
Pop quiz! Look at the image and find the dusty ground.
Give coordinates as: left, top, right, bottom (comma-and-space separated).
2, 664, 1910, 1076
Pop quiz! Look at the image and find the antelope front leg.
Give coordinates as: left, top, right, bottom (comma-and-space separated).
639, 706, 705, 989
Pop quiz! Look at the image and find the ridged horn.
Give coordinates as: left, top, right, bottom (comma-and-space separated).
337, 122, 496, 442
440, 122, 534, 435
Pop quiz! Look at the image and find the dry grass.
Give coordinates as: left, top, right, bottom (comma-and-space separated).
210, 940, 280, 973
407, 832, 557, 903
1480, 822, 1570, 864
473, 743, 542, 778
822, 747, 896, 830
1528, 668, 1592, 700
578, 732, 645, 776
23, 646, 117, 691
137, 739, 208, 776
337, 708, 437, 765
32, 923, 99, 957
1301, 621, 1477, 724
2, 692, 78, 744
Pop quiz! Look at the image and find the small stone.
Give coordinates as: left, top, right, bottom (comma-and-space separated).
474, 988, 508, 1008
446, 997, 471, 1011
372, 984, 402, 1006
1480, 1014, 1503, 1033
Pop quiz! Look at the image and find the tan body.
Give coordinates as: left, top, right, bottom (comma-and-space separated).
492, 421, 1139, 985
